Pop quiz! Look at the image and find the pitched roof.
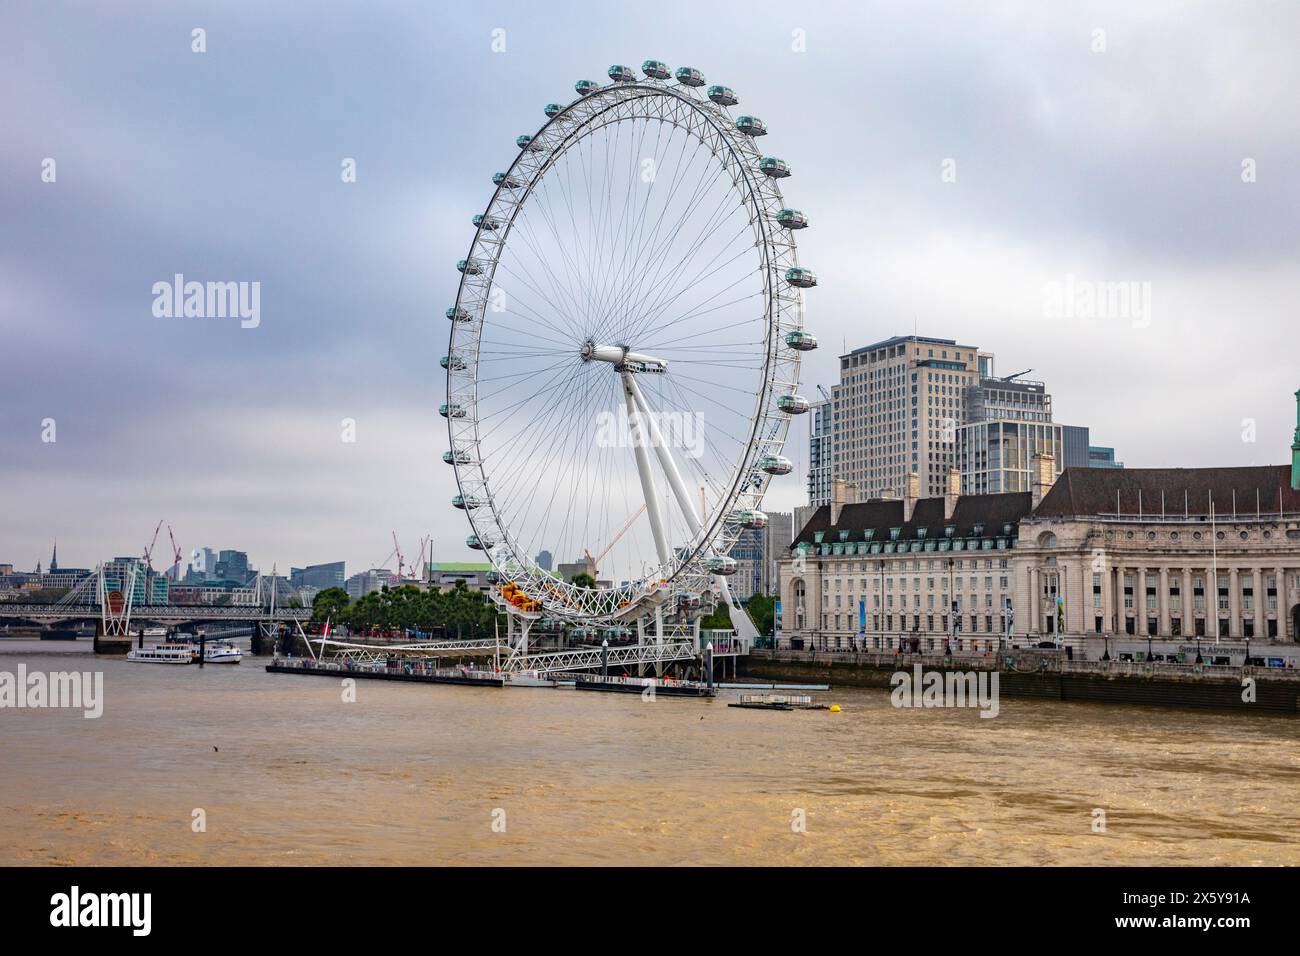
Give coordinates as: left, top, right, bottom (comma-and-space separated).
1033, 464, 1300, 519
791, 492, 1033, 550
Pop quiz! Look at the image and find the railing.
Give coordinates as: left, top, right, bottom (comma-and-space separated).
0, 603, 309, 621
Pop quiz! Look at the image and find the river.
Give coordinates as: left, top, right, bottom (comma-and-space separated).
2, 640, 1297, 865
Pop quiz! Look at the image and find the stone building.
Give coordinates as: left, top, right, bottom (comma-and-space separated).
778, 389, 1300, 658
777, 469, 1040, 653
1018, 463, 1300, 645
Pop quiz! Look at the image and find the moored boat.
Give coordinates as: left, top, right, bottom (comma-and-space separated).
127, 643, 196, 664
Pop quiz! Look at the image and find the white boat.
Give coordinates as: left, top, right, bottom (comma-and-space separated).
506, 669, 555, 688
127, 643, 195, 664
142, 626, 167, 638
201, 640, 243, 664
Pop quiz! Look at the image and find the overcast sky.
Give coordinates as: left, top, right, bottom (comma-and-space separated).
2, 1, 1297, 576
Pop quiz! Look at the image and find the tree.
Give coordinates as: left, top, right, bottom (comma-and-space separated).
311, 587, 350, 624
570, 572, 596, 589
700, 602, 732, 629
745, 594, 776, 636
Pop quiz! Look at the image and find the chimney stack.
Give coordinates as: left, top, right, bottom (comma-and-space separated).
831, 478, 848, 526
903, 471, 920, 522
944, 467, 961, 520
1031, 453, 1057, 510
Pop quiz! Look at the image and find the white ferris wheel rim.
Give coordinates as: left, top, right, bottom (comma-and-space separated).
446, 69, 809, 624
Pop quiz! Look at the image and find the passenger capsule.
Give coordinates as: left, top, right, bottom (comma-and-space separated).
442, 449, 470, 465
642, 60, 671, 80
466, 534, 494, 551
516, 133, 541, 152
735, 115, 767, 137
759, 156, 791, 179
676, 591, 701, 611
675, 66, 706, 87
776, 208, 808, 229
777, 393, 811, 414
493, 172, 523, 189
446, 306, 471, 322
451, 494, 482, 510
456, 259, 483, 275
544, 103, 562, 118
485, 569, 502, 585
785, 266, 817, 288
730, 509, 769, 529
575, 79, 598, 96
758, 455, 794, 476
439, 403, 465, 419
707, 85, 738, 106
440, 354, 466, 371
608, 64, 636, 82
706, 555, 737, 575
472, 214, 500, 230
784, 330, 818, 351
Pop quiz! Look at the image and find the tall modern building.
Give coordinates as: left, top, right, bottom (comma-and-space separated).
761, 511, 795, 595
831, 335, 992, 501
188, 547, 217, 579
1088, 446, 1124, 468
291, 561, 345, 590
345, 568, 393, 599
806, 398, 834, 507
535, 550, 553, 572
957, 376, 1064, 494
215, 549, 250, 583
1062, 425, 1091, 470
729, 527, 765, 601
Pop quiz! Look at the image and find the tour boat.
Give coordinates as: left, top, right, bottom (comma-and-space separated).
126, 644, 196, 664
201, 640, 243, 664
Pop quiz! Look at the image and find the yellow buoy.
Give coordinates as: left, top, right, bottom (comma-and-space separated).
829, 704, 841, 713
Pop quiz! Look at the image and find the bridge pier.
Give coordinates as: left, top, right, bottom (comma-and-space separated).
92, 618, 131, 656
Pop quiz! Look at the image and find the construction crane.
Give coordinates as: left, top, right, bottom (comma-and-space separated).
1001, 369, 1033, 382
142, 519, 164, 571
414, 534, 431, 582
391, 531, 407, 581
816, 384, 832, 402
585, 504, 648, 575
166, 524, 184, 580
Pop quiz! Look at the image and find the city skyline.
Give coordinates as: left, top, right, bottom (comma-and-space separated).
3, 2, 1298, 572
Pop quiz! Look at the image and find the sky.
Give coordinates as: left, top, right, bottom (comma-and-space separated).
2, 0, 1298, 576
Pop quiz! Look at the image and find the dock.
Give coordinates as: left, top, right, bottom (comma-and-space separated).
266, 659, 504, 687
571, 673, 717, 698
727, 693, 830, 711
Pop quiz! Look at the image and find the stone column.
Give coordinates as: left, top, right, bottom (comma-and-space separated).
1136, 567, 1148, 634
1029, 567, 1040, 634
1115, 563, 1125, 633
1182, 567, 1194, 636
1228, 566, 1240, 639
1098, 552, 1111, 635
1278, 566, 1290, 641
1164, 567, 1175, 634
1253, 567, 1265, 638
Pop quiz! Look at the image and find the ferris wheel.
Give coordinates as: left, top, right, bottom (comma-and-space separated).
444, 60, 818, 628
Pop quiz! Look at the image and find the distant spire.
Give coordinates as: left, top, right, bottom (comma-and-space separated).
50, 538, 58, 573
